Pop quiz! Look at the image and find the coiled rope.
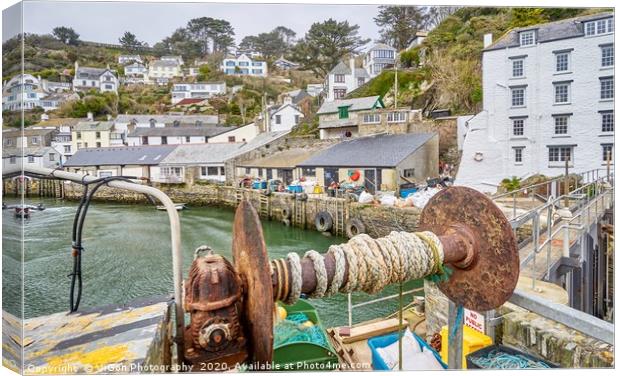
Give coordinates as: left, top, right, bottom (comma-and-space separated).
283, 231, 447, 304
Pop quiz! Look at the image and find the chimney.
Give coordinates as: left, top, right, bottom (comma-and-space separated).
74, 61, 79, 72
483, 33, 493, 48
87, 112, 94, 121
349, 57, 355, 73
283, 95, 292, 105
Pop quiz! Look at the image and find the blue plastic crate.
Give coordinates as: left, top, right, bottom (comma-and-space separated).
400, 188, 418, 198
287, 185, 303, 193
252, 181, 267, 189
368, 331, 447, 371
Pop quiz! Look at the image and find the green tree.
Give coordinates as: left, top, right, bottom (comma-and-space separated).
196, 64, 211, 81
374, 6, 426, 50
52, 26, 80, 45
273, 26, 296, 46
292, 19, 370, 76
153, 28, 202, 59
186, 17, 235, 54
118, 31, 145, 51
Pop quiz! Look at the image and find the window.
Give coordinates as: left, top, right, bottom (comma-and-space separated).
275, 115, 281, 124
585, 21, 596, 36
104, 84, 113, 90
99, 171, 113, 178
228, 136, 236, 143
512, 59, 524, 77
338, 106, 350, 119
294, 115, 300, 124
585, 18, 614, 36
28, 156, 35, 163
334, 89, 347, 99
63, 145, 71, 153
602, 144, 613, 162
76, 132, 81, 139
301, 167, 316, 177
96, 142, 101, 148
514, 147, 524, 163
601, 111, 614, 132
266, 169, 273, 180
600, 77, 614, 99
512, 118, 525, 136
162, 166, 182, 177
555, 53, 569, 72
554, 83, 570, 104
206, 167, 219, 176
9, 156, 16, 164
161, 136, 168, 145
31, 136, 39, 145
77, 142, 82, 149
357, 77, 365, 86
597, 19, 607, 34
548, 146, 572, 162
142, 136, 149, 145
363, 114, 381, 124
511, 87, 526, 107
173, 120, 180, 127
519, 31, 535, 46
84, 142, 88, 148
403, 168, 415, 178
149, 119, 156, 128
5, 138, 13, 146
95, 131, 101, 139
245, 167, 251, 174
334, 74, 345, 83
601, 45, 614, 67
185, 136, 191, 143
553, 115, 569, 135
387, 112, 407, 122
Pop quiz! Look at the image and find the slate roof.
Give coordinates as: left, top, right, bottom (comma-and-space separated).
159, 143, 240, 165
329, 61, 351, 75
76, 67, 111, 80
283, 89, 310, 104
317, 96, 383, 115
227, 131, 290, 159
2, 146, 58, 158
367, 43, 396, 51
318, 119, 358, 129
297, 133, 436, 168
354, 68, 370, 78
34, 118, 81, 128
115, 114, 219, 125
127, 126, 230, 138
3, 128, 58, 137
151, 60, 180, 68
74, 121, 115, 131
486, 12, 613, 51
64, 145, 177, 167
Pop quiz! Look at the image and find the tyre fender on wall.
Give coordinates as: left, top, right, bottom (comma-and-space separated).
281, 206, 292, 220
314, 211, 334, 232
345, 218, 366, 238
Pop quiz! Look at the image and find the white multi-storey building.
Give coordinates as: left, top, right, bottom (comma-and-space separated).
123, 62, 148, 84
2, 74, 47, 111
148, 59, 182, 82
221, 54, 268, 77
171, 82, 227, 104
457, 13, 615, 192
324, 58, 369, 102
363, 43, 397, 77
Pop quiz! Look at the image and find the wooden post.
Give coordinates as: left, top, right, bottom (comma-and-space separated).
564, 158, 569, 208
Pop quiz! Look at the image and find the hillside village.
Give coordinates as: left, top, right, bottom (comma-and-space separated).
2, 6, 614, 198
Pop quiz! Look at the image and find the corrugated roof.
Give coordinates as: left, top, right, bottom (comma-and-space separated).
127, 126, 229, 138
486, 12, 613, 51
159, 143, 240, 165
297, 133, 436, 168
317, 96, 382, 115
64, 145, 177, 167
237, 148, 321, 169
74, 121, 114, 131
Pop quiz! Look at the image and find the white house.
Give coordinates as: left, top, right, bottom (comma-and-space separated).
324, 59, 369, 102
221, 54, 268, 77
363, 43, 397, 77
72, 62, 118, 93
161, 55, 184, 65
118, 55, 143, 65
39, 92, 79, 112
113, 114, 219, 134
171, 82, 227, 104
2, 74, 47, 111
261, 101, 304, 132
126, 125, 230, 146
3, 146, 64, 171
123, 62, 148, 84
306, 83, 324, 97
456, 13, 615, 193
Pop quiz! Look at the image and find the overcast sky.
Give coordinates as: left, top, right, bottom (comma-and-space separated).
4, 1, 381, 49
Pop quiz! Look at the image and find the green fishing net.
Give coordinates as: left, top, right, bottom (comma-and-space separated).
273, 313, 329, 348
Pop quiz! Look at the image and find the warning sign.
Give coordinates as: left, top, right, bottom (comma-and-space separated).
464, 309, 485, 333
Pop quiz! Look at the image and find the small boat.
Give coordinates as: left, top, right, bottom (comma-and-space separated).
156, 203, 187, 211
3, 203, 45, 218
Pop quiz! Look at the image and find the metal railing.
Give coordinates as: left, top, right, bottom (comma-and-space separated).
2, 165, 185, 362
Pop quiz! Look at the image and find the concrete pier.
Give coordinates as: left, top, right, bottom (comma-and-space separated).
2, 296, 174, 374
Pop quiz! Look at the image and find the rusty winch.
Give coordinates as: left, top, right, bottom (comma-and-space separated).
182, 186, 520, 369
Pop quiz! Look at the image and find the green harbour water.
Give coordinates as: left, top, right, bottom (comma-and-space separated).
2, 197, 421, 328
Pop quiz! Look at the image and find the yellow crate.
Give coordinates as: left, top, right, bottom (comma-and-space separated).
440, 325, 492, 369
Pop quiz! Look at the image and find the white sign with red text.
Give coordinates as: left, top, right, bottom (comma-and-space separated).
464, 309, 485, 333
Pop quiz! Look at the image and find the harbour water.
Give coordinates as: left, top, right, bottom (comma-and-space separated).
2, 198, 421, 328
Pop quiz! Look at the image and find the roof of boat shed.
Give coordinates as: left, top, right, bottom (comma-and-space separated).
63, 145, 177, 166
